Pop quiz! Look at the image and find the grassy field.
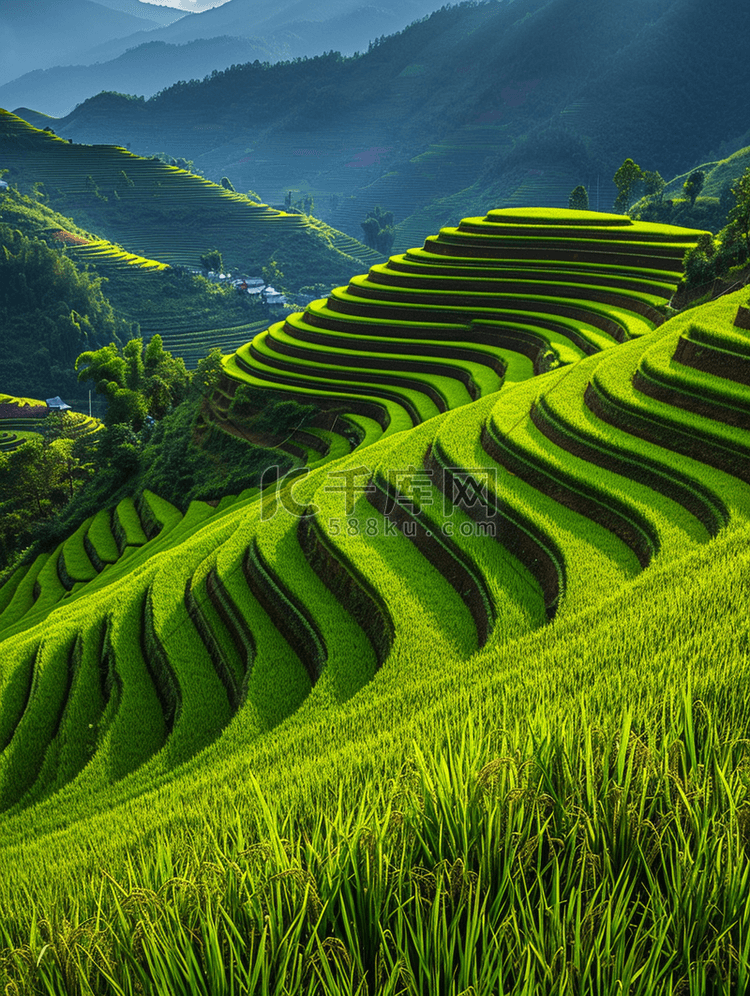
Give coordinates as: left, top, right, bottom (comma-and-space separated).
1, 208, 750, 994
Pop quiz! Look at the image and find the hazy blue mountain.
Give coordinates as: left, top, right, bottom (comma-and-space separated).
0, 0, 161, 85
145, 0, 452, 45
88, 0, 187, 25
0, 37, 278, 117
10, 0, 750, 249
0, 0, 453, 116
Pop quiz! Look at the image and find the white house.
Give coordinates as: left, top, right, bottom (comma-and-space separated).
46, 396, 72, 412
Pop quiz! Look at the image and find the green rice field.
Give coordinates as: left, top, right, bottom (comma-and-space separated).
0, 109, 380, 286
1, 207, 750, 995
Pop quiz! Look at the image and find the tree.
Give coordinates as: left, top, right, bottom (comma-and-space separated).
143, 333, 189, 417
123, 337, 145, 390
613, 159, 644, 213
683, 232, 717, 286
262, 255, 285, 290
361, 206, 395, 254
191, 348, 225, 399
200, 248, 223, 272
568, 185, 589, 210
75, 343, 127, 396
643, 170, 666, 202
683, 170, 705, 208
76, 336, 190, 425
105, 387, 149, 430
727, 165, 750, 254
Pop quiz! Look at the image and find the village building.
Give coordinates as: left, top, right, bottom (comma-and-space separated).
45, 396, 72, 412
263, 286, 287, 306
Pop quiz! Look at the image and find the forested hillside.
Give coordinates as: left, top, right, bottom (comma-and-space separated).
0, 0, 451, 117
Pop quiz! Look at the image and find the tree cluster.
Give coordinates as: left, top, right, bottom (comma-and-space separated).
682, 166, 750, 286
0, 222, 121, 400
361, 206, 395, 254
0, 415, 98, 572
75, 334, 190, 430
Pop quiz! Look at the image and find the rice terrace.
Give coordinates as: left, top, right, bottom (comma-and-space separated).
2, 0, 750, 991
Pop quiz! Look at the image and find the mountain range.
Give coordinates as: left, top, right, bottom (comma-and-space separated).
14, 0, 750, 250
0, 0, 451, 116
0, 0, 188, 86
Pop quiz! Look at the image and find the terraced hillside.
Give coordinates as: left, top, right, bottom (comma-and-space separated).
0, 207, 714, 811
3, 208, 750, 993
0, 394, 101, 449
222, 208, 706, 442
0, 109, 379, 288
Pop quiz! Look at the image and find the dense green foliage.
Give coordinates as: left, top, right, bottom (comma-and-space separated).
137, 390, 296, 508
0, 220, 120, 400
680, 166, 750, 287
199, 247, 223, 272
360, 206, 395, 255
0, 412, 99, 571
76, 334, 190, 427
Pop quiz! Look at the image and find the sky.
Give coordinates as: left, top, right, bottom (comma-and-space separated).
142, 0, 232, 10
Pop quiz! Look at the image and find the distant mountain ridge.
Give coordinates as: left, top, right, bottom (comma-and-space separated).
0, 37, 277, 117
0, 0, 161, 85
19, 0, 750, 250
85, 0, 187, 25
0, 0, 453, 116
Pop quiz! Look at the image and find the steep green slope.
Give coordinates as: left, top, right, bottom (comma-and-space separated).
0, 185, 266, 389
0, 109, 380, 291
222, 208, 705, 442
0, 207, 725, 825
0, 136, 373, 376
1, 209, 749, 993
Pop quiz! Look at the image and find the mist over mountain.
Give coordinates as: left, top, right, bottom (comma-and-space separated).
82, 0, 187, 25
0, 37, 277, 118
0, 0, 162, 86
22, 0, 750, 247
135, 0, 451, 46
0, 0, 453, 117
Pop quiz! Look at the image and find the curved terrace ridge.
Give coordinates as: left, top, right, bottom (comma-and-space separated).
3, 209, 749, 831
